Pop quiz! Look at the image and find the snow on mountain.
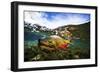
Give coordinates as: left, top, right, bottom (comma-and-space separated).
24, 22, 51, 32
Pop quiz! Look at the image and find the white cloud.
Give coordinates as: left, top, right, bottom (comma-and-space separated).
25, 11, 89, 29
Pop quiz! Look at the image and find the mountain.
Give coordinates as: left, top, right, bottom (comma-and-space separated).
24, 22, 51, 32
68, 22, 90, 40
24, 22, 90, 41
53, 22, 90, 40
24, 22, 52, 41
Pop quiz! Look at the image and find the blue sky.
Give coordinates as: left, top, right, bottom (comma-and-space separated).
25, 11, 90, 29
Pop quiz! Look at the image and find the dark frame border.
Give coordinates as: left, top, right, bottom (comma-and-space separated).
11, 1, 98, 72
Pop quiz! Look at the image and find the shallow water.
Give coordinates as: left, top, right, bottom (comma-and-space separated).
69, 39, 90, 50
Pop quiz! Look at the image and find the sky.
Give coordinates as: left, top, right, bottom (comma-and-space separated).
24, 11, 90, 29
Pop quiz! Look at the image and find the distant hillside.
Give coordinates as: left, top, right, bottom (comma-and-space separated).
24, 22, 90, 41
68, 22, 90, 40
24, 22, 51, 32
